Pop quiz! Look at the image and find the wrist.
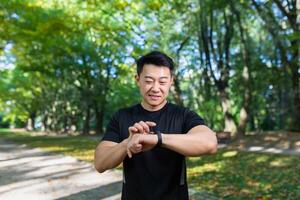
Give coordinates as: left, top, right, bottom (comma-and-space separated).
121, 138, 129, 150
160, 133, 166, 147
156, 131, 162, 147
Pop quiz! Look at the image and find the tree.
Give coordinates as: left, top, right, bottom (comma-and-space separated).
252, 0, 300, 130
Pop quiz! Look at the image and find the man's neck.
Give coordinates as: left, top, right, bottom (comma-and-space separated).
141, 100, 167, 112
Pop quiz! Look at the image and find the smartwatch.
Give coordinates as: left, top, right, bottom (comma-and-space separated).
154, 128, 162, 147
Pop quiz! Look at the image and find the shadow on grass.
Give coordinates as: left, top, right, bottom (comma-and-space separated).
0, 130, 99, 162
187, 149, 300, 199
55, 181, 122, 200
231, 132, 300, 152
2, 129, 299, 199
0, 138, 92, 192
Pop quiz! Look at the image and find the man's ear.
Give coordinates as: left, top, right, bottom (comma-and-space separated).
135, 75, 140, 85
170, 75, 174, 85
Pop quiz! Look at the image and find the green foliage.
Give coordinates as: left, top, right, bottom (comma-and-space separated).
0, 0, 145, 133
0, 0, 297, 133
187, 150, 300, 199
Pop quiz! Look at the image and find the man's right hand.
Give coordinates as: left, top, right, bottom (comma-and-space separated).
127, 121, 156, 158
128, 121, 156, 136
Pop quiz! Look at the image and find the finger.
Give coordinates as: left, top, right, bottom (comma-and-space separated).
132, 147, 142, 154
145, 121, 156, 127
134, 123, 144, 133
130, 147, 140, 154
136, 144, 142, 151
128, 127, 138, 135
127, 148, 132, 158
139, 121, 150, 133
129, 126, 138, 132
135, 148, 142, 153
130, 143, 142, 153
133, 142, 142, 149
145, 121, 156, 133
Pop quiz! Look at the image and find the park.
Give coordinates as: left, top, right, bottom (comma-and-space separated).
0, 0, 299, 199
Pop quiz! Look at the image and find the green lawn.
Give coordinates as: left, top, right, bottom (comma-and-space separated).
187, 150, 300, 199
0, 129, 98, 162
1, 129, 299, 199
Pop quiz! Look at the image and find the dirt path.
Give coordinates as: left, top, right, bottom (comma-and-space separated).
0, 138, 122, 200
0, 138, 220, 200
224, 131, 300, 156
2, 131, 299, 200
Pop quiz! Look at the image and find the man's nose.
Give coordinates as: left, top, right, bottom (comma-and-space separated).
151, 82, 160, 92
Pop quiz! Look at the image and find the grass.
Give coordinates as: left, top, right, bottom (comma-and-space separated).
0, 129, 99, 162
187, 150, 300, 199
1, 129, 299, 199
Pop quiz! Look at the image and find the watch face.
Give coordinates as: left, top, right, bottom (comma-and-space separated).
149, 126, 155, 134
150, 126, 160, 134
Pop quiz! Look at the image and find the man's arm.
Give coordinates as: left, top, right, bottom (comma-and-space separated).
161, 125, 218, 156
94, 121, 156, 173
94, 139, 128, 173
127, 125, 218, 157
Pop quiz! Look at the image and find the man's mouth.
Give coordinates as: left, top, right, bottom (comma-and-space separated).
148, 94, 161, 101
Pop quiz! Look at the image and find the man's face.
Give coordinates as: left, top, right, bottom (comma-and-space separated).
136, 64, 173, 109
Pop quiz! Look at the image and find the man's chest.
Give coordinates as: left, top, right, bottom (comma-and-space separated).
118, 112, 185, 140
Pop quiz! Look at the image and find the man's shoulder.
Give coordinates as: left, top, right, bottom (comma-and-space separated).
167, 102, 188, 113
167, 103, 201, 119
114, 104, 140, 117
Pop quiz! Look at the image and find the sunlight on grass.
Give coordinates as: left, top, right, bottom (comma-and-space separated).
187, 149, 300, 199
1, 129, 300, 199
255, 155, 269, 163
67, 149, 95, 162
188, 161, 223, 175
269, 157, 293, 167
41, 146, 71, 152
222, 150, 238, 157
0, 129, 98, 162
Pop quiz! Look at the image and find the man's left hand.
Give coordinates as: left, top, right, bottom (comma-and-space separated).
126, 134, 158, 158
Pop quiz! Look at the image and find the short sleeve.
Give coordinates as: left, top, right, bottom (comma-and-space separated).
182, 109, 205, 133
101, 111, 121, 143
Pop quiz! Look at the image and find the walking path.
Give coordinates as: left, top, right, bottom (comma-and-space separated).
0, 139, 218, 200
0, 139, 122, 200
225, 131, 300, 156
2, 131, 299, 200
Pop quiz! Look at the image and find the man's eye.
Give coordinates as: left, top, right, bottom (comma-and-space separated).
145, 81, 153, 84
160, 82, 167, 85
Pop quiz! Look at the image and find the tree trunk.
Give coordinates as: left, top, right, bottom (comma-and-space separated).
291, 60, 300, 130
26, 112, 36, 131
42, 114, 48, 131
26, 118, 33, 131
252, 0, 300, 130
171, 37, 189, 106
82, 106, 91, 135
231, 2, 252, 137
95, 109, 103, 135
172, 78, 184, 106
219, 88, 237, 136
63, 115, 68, 133
197, 1, 237, 137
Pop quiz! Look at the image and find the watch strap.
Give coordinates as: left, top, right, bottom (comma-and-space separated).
156, 129, 162, 147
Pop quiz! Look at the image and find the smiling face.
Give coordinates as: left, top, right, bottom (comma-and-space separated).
136, 64, 173, 111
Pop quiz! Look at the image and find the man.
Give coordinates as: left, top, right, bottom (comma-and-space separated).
94, 51, 217, 200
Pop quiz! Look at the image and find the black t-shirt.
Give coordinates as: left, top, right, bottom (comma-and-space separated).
102, 102, 205, 200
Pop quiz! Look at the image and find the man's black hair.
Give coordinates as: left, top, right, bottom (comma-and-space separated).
136, 51, 174, 75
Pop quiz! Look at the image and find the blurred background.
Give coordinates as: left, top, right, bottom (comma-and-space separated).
0, 0, 299, 136
0, 0, 299, 199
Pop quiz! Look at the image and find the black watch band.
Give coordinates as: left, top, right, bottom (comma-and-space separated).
155, 130, 162, 147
